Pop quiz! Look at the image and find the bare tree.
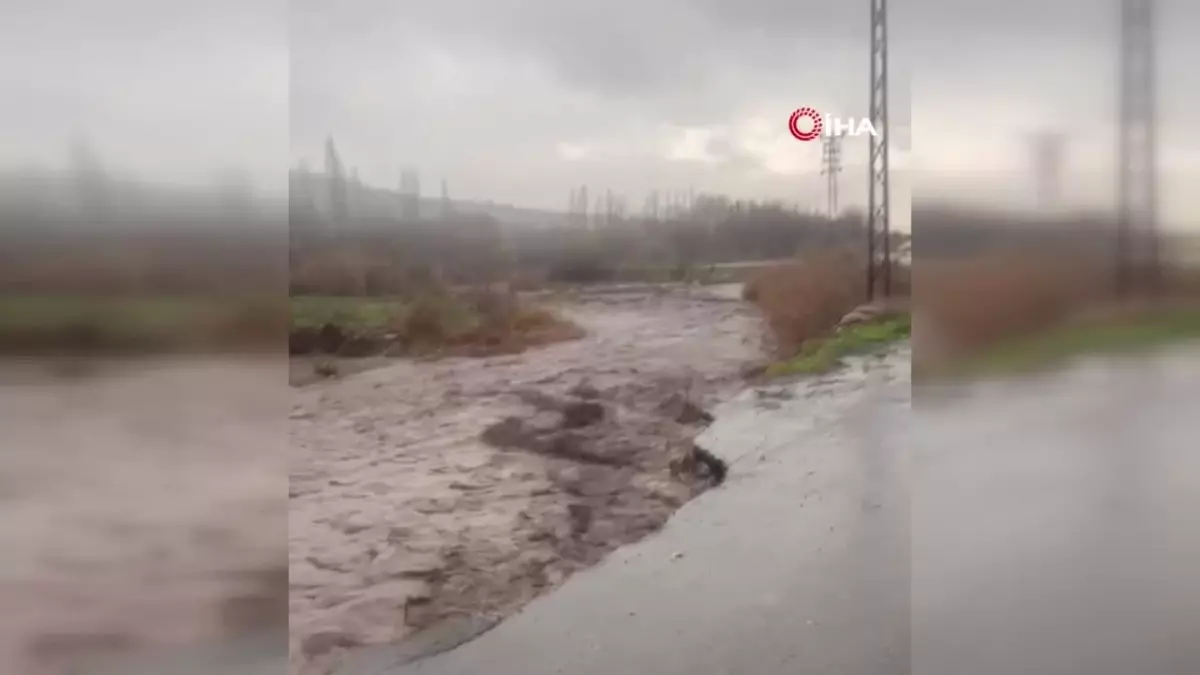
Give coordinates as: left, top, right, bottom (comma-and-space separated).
324, 136, 348, 233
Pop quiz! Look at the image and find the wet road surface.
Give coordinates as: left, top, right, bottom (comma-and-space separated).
914, 346, 1200, 675
349, 347, 911, 675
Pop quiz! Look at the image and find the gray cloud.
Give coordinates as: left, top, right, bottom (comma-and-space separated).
290, 0, 894, 217
3, 0, 1195, 228
905, 0, 1200, 228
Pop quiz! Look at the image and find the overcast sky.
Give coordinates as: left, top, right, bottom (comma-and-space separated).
906, 0, 1200, 231
0, 1, 287, 191
3, 1, 1200, 230
289, 0, 912, 226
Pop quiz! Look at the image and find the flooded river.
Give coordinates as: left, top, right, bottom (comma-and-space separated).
7, 287, 1194, 675
292, 284, 768, 674
0, 358, 287, 675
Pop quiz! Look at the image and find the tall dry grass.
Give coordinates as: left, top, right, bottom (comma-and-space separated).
915, 253, 1200, 362
289, 288, 583, 359
915, 255, 1103, 355
744, 250, 911, 355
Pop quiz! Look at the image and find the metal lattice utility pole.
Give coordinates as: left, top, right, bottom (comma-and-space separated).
399, 168, 421, 221
1116, 0, 1159, 295
441, 179, 453, 220
1031, 131, 1067, 213
867, 0, 891, 301
821, 133, 844, 219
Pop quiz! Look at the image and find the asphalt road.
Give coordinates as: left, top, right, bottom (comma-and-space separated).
345, 344, 1200, 675
914, 346, 1200, 675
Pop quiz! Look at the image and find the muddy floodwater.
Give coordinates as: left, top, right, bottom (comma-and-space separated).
9, 289, 1188, 675
289, 285, 768, 674
0, 358, 287, 675
351, 344, 912, 675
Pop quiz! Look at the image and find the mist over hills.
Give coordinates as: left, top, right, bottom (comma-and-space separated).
289, 167, 567, 231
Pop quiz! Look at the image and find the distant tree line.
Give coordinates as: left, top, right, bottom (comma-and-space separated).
915, 205, 1117, 260
287, 189, 884, 295
286, 137, 908, 295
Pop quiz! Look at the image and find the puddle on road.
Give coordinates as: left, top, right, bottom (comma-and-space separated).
697, 344, 911, 469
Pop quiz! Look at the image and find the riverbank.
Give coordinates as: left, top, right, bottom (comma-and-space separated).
765, 313, 911, 377
740, 254, 912, 380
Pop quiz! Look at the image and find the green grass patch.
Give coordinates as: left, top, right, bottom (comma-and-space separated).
0, 295, 225, 332
0, 294, 282, 354
289, 292, 583, 360
290, 295, 482, 337
938, 307, 1200, 378
766, 314, 911, 378
290, 296, 409, 333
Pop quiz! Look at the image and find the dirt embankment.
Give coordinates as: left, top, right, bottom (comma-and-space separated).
288, 286, 765, 675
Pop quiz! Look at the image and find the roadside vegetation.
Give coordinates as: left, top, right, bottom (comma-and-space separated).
915, 253, 1200, 379
0, 294, 284, 355
290, 288, 583, 359
939, 306, 1200, 377
0, 287, 583, 366
743, 250, 913, 378
766, 314, 911, 377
